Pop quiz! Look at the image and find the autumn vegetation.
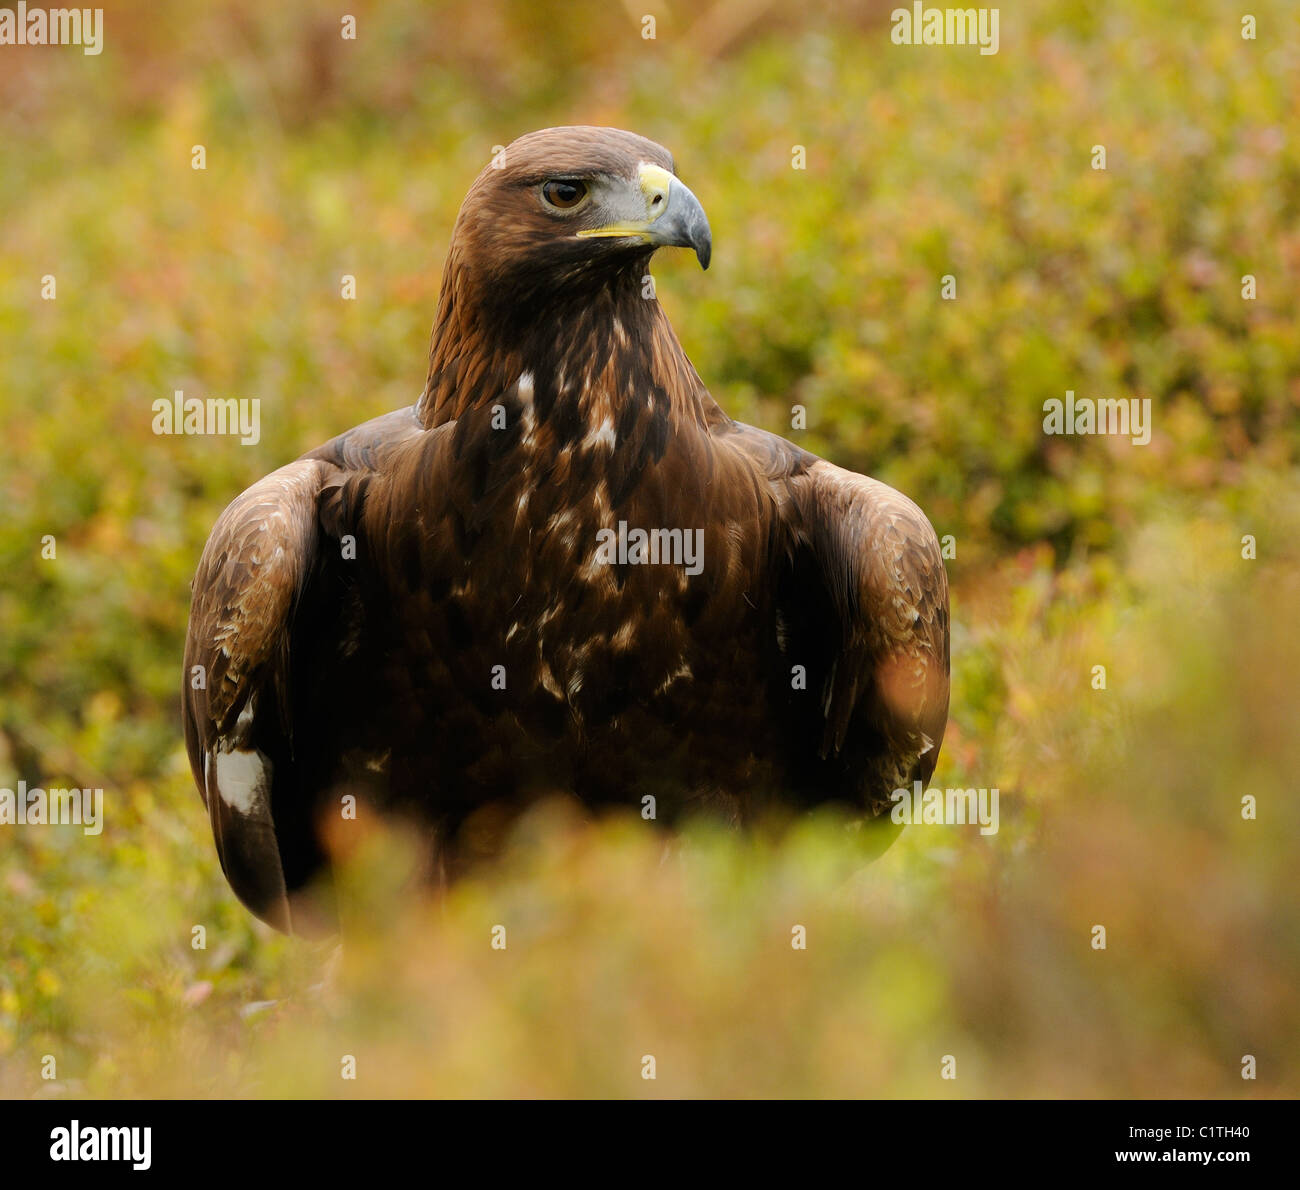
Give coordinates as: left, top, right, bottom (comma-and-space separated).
1, 0, 1297, 1097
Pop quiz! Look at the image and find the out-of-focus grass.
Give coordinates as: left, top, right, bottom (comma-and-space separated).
1, 0, 1298, 1096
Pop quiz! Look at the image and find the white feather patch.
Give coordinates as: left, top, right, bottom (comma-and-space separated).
583, 416, 617, 452
214, 748, 271, 815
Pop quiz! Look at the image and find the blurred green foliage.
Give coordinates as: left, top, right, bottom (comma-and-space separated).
1, 0, 1297, 1096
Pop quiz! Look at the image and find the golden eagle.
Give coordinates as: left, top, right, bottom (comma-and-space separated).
183, 127, 950, 933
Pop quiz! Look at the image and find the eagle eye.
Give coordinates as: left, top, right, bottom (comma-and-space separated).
541, 179, 589, 211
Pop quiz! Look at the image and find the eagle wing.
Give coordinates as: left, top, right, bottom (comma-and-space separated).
792, 457, 950, 809
182, 458, 333, 933
721, 423, 949, 813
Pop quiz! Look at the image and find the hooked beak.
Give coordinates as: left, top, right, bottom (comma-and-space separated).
578, 162, 713, 269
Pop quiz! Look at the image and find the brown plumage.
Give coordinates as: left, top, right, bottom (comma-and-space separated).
183, 126, 950, 934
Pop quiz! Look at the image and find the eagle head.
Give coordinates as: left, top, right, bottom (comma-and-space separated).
448, 126, 713, 299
